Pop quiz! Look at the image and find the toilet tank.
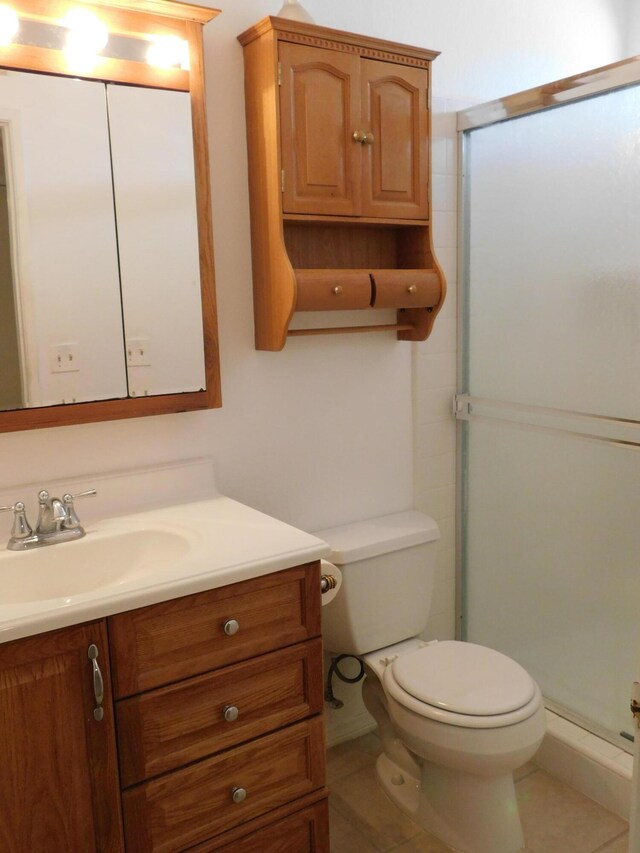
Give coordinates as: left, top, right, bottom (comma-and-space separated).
316, 511, 440, 656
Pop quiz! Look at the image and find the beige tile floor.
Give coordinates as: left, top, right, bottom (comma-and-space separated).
328, 733, 629, 853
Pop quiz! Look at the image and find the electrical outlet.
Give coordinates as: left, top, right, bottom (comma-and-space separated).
50, 343, 80, 373
127, 338, 151, 367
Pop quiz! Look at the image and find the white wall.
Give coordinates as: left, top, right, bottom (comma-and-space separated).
0, 0, 629, 740
627, 0, 640, 55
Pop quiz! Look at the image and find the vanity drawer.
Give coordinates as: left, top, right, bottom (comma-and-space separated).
295, 269, 372, 311
116, 639, 324, 787
191, 798, 330, 852
122, 716, 326, 853
372, 269, 441, 309
108, 563, 321, 698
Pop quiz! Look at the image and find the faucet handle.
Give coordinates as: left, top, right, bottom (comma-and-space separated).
0, 501, 33, 540
62, 489, 97, 529
63, 489, 97, 501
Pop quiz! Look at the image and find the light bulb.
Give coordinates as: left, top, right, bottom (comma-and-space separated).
146, 35, 189, 70
0, 6, 19, 46
63, 8, 108, 70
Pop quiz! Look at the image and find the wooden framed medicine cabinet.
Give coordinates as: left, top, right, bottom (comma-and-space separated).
238, 16, 446, 350
0, 0, 221, 433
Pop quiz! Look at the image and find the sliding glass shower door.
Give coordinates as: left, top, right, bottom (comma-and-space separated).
459, 71, 640, 745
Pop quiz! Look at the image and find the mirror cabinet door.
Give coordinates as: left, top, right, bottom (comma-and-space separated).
107, 84, 206, 398
0, 70, 209, 414
0, 70, 127, 411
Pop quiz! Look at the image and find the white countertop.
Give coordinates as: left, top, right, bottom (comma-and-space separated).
0, 496, 330, 644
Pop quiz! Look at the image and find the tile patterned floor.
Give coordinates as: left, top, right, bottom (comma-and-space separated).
327, 733, 629, 853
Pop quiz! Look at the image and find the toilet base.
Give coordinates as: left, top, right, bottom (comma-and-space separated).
376, 751, 526, 853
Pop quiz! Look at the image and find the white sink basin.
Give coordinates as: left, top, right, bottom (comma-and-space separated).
0, 528, 191, 604
0, 495, 329, 644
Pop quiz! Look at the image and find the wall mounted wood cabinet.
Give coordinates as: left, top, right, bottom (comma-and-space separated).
238, 17, 446, 350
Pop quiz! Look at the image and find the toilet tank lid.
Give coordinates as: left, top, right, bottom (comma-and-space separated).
314, 511, 439, 564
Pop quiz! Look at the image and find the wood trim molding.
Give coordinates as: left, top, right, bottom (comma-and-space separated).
66, 0, 219, 25
187, 19, 222, 407
275, 31, 430, 68
238, 16, 439, 64
0, 43, 189, 89
8, 0, 218, 34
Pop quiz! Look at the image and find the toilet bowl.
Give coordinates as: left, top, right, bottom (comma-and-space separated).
362, 638, 545, 852
317, 512, 546, 853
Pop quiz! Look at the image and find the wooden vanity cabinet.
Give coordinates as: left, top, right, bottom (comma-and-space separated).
0, 621, 123, 852
238, 16, 446, 348
110, 562, 329, 852
0, 562, 328, 852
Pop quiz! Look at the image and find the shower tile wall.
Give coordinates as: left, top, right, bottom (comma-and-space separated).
413, 97, 466, 641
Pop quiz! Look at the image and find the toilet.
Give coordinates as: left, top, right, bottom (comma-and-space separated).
317, 511, 545, 853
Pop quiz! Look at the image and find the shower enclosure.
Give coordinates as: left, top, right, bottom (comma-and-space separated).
457, 57, 640, 757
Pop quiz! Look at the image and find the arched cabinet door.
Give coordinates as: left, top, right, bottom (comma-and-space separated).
360, 59, 429, 219
279, 42, 361, 216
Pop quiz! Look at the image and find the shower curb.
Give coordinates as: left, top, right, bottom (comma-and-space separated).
535, 709, 632, 820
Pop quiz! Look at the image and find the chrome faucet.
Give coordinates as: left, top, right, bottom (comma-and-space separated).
0, 488, 96, 551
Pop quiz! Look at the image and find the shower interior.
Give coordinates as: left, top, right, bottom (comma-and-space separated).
457, 57, 640, 752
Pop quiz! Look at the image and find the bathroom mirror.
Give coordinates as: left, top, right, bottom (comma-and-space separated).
0, 0, 220, 432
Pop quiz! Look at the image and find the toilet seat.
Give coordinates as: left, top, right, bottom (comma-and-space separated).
382, 641, 542, 729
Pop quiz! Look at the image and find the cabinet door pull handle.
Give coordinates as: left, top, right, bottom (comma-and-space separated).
223, 704, 239, 722
231, 787, 247, 804
352, 130, 365, 143
87, 644, 104, 722
363, 131, 375, 145
223, 619, 240, 636
333, 286, 343, 295
407, 284, 418, 294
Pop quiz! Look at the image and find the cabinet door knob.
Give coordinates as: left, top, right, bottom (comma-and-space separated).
333, 286, 343, 295
231, 787, 247, 804
223, 619, 240, 636
363, 131, 375, 145
407, 284, 418, 294
223, 704, 239, 722
352, 130, 365, 143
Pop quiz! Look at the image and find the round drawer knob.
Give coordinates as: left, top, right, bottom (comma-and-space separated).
223, 619, 240, 636
231, 787, 247, 804
407, 284, 418, 294
223, 704, 239, 722
333, 286, 343, 296
352, 130, 365, 143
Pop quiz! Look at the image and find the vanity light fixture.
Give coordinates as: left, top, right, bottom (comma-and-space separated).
62, 8, 109, 70
0, 5, 18, 46
146, 35, 189, 70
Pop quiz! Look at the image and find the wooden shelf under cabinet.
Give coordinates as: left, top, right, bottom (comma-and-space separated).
238, 16, 446, 349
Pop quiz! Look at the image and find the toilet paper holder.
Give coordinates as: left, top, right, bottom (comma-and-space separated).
320, 574, 337, 593
319, 559, 342, 605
